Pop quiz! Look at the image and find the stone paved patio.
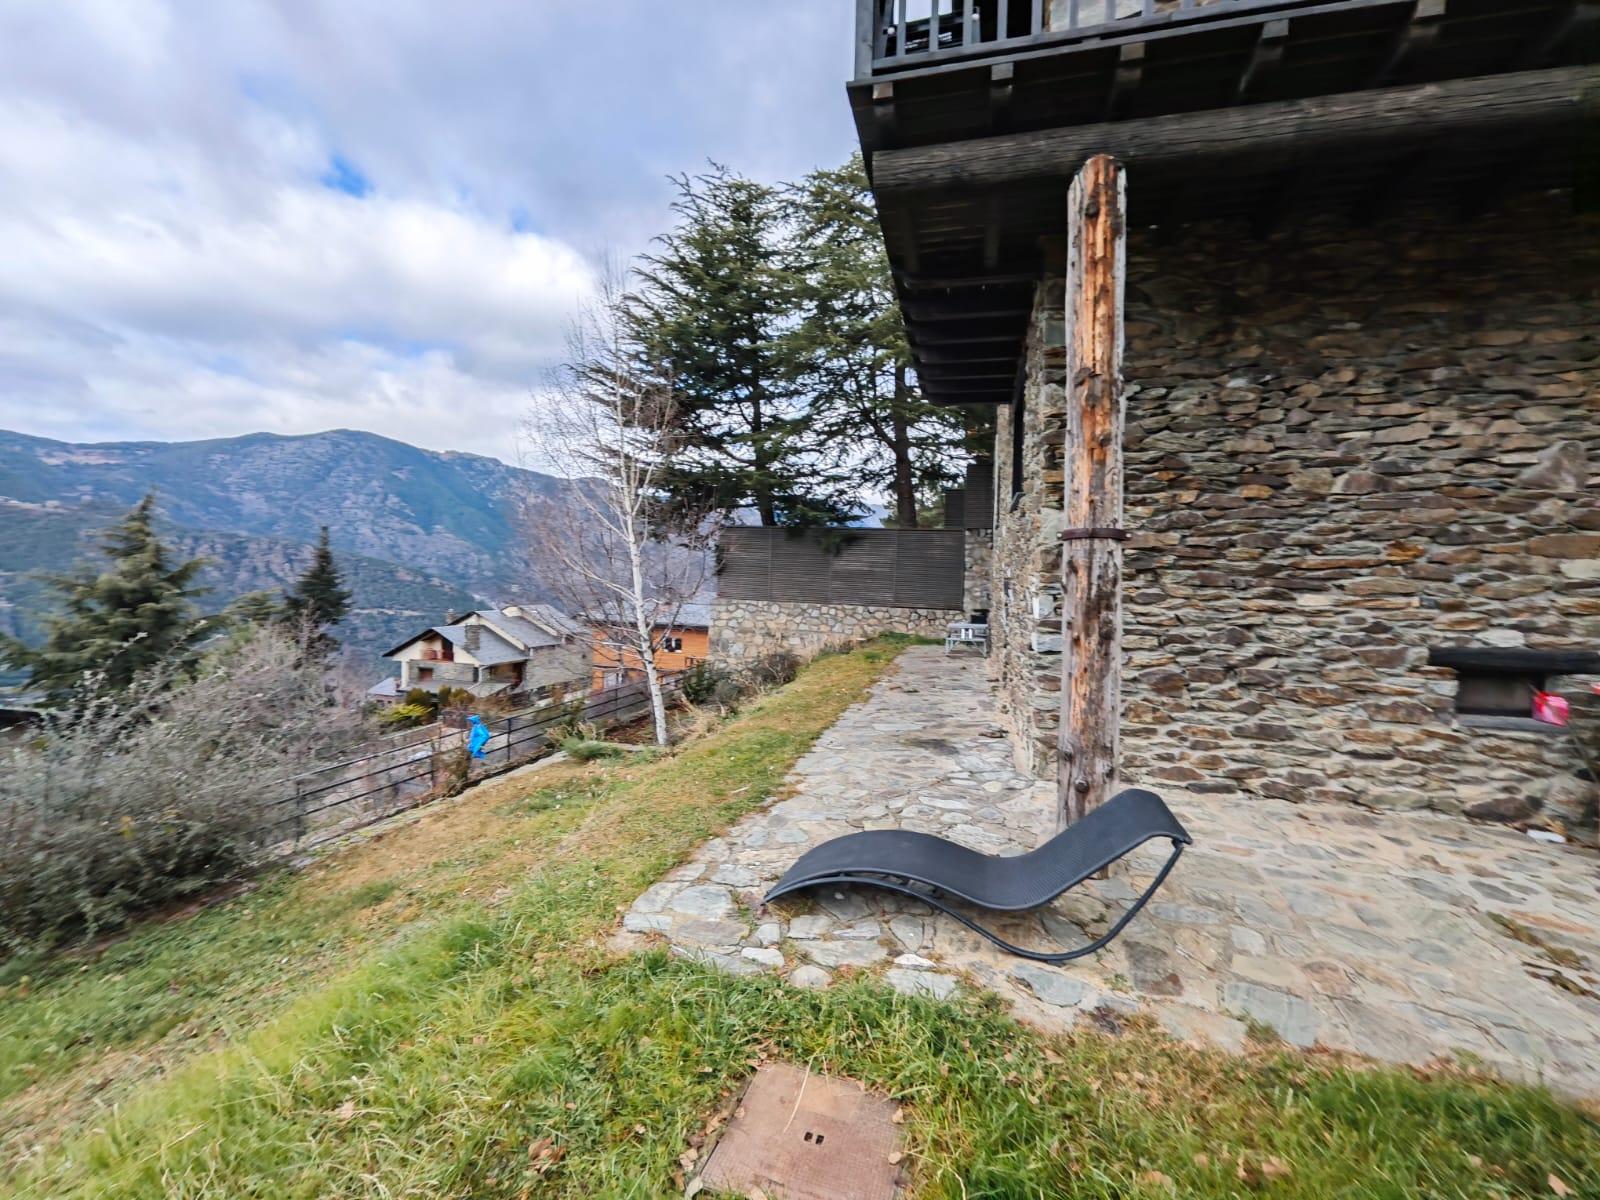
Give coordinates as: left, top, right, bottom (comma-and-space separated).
614, 648, 1600, 1096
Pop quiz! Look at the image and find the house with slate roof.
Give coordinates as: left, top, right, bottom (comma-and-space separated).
374, 603, 590, 702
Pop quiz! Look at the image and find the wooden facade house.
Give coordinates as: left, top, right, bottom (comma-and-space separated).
843, 0, 1598, 831
588, 601, 713, 690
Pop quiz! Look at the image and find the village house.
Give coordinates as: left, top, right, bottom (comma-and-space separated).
588, 601, 712, 690
372, 603, 590, 702
711, 0, 1598, 835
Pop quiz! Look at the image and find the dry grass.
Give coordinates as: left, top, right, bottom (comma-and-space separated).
3, 640, 1597, 1199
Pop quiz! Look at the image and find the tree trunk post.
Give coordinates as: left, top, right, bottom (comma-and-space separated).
1056, 154, 1127, 828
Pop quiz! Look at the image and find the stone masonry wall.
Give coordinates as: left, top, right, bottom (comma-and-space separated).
710, 599, 962, 664
992, 194, 1599, 828
964, 529, 993, 615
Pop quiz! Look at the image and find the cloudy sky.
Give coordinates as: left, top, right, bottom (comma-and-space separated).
0, 1, 858, 464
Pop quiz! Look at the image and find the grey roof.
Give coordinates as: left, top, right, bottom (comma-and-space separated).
512, 603, 587, 639
432, 622, 525, 666
474, 610, 562, 651
578, 600, 712, 630
366, 676, 400, 698
673, 601, 713, 630
384, 605, 582, 661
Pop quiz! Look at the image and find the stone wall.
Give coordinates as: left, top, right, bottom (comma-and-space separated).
710, 599, 962, 663
991, 194, 1599, 829
964, 529, 993, 615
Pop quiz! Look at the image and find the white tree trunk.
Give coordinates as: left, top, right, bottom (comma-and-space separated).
626, 527, 670, 746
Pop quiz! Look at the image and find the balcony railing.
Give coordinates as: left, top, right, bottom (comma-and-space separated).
856, 0, 1367, 77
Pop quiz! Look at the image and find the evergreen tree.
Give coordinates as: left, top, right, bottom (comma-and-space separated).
0, 494, 209, 704
787, 156, 970, 527
281, 526, 351, 658
629, 164, 859, 526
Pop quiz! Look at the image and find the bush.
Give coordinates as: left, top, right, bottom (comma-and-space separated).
0, 627, 362, 956
378, 702, 432, 728
744, 650, 800, 689
560, 737, 626, 763
682, 661, 731, 706
681, 652, 801, 714
542, 693, 592, 743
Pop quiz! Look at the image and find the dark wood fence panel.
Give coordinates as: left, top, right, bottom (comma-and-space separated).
719, 528, 965, 610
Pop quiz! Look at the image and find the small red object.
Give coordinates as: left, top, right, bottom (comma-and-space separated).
1533, 691, 1570, 726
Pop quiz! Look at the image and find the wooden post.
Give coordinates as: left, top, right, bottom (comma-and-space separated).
1057, 153, 1126, 828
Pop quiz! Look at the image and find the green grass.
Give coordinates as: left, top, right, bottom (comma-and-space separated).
2, 640, 1597, 1198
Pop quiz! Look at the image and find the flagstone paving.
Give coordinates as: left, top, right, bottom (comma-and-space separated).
614, 648, 1600, 1096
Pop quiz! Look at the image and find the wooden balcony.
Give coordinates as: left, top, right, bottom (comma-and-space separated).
851, 0, 1597, 405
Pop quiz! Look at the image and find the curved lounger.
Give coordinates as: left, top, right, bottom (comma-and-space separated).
764, 787, 1191, 963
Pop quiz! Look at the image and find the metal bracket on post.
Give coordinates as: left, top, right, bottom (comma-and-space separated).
1060, 528, 1129, 542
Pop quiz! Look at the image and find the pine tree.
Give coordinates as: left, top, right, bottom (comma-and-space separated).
787, 156, 970, 527
629, 164, 859, 526
0, 494, 209, 704
281, 526, 351, 658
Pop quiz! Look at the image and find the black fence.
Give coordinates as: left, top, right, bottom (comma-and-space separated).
265, 673, 684, 853
718, 527, 965, 610
858, 0, 1295, 77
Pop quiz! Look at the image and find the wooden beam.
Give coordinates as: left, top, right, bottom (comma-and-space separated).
1513, 1, 1600, 71
1105, 42, 1144, 120
1369, 0, 1446, 87
909, 347, 1020, 365
1235, 18, 1290, 102
871, 66, 1593, 196
900, 297, 1031, 321
895, 268, 1037, 287
1057, 154, 1126, 829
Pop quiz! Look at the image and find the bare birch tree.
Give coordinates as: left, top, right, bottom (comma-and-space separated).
521, 268, 713, 746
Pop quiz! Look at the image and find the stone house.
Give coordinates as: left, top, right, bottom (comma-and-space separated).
714, 1, 1599, 833
377, 603, 590, 701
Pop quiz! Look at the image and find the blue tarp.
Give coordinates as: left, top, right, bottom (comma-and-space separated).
467, 714, 491, 758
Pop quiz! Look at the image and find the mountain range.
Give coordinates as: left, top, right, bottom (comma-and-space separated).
0, 428, 571, 683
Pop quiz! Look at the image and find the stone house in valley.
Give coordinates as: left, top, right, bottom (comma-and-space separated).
376, 603, 589, 701
713, 0, 1597, 836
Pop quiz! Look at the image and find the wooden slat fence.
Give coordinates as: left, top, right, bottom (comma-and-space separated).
718, 528, 965, 610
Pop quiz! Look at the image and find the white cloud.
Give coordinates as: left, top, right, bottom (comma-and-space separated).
0, 1, 856, 463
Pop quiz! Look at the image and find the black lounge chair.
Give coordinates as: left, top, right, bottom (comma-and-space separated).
764, 787, 1191, 963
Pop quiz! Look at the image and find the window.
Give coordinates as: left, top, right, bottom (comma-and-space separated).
662, 636, 683, 653
1429, 647, 1595, 734
416, 666, 434, 681
1454, 671, 1542, 719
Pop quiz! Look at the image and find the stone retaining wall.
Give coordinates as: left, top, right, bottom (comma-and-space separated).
992, 194, 1599, 828
710, 599, 962, 663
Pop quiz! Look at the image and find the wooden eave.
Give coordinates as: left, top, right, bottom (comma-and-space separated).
852, 0, 1599, 405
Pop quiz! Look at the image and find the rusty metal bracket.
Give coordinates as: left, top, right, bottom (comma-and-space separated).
1060, 527, 1129, 542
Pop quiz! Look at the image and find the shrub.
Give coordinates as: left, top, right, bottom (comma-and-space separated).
0, 627, 362, 956
377, 702, 432, 728
744, 650, 800, 689
542, 693, 592, 743
682, 661, 732, 706
560, 737, 626, 763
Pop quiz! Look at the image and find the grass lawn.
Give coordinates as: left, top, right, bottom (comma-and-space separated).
2, 638, 1597, 1198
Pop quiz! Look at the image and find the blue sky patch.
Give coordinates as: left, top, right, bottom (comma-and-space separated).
321, 154, 372, 198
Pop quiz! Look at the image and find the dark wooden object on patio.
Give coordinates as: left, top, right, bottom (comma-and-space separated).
764, 786, 1191, 963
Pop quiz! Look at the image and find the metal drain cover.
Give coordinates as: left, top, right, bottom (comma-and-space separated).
696, 1062, 903, 1200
